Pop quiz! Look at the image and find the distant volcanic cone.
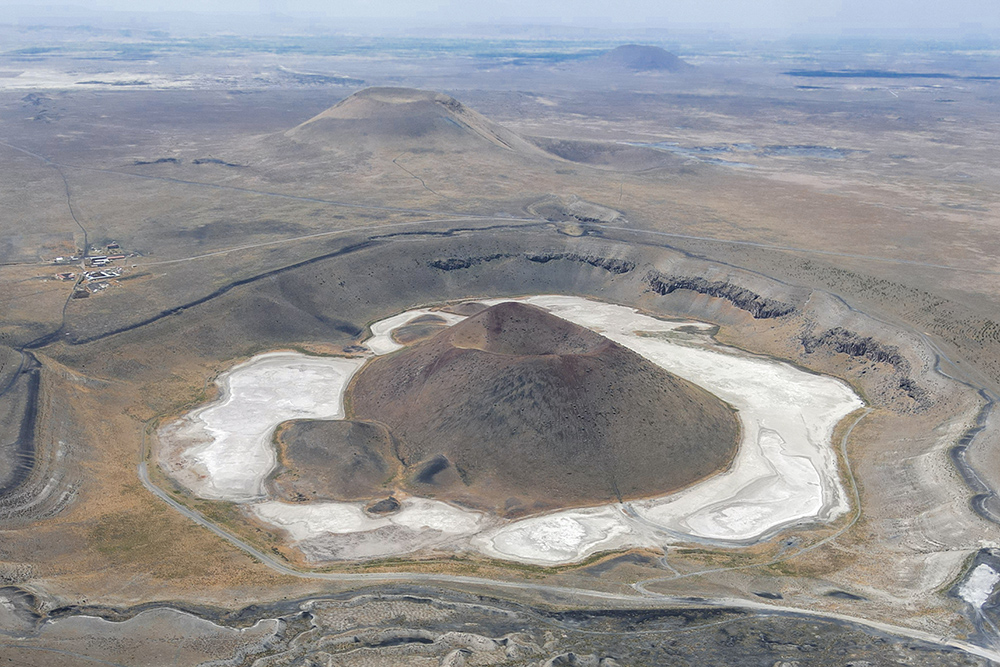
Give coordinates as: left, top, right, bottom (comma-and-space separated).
592, 44, 694, 72
343, 302, 739, 517
284, 87, 543, 155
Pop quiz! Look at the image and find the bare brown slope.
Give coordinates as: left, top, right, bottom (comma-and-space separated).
271, 420, 396, 503
284, 87, 545, 156
348, 302, 739, 516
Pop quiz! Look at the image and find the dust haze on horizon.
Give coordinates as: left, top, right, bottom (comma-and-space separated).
5, 0, 1000, 39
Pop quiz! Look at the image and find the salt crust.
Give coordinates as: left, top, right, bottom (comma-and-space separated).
163, 296, 862, 565
365, 308, 465, 355
162, 353, 366, 501
254, 497, 484, 543
959, 563, 1000, 609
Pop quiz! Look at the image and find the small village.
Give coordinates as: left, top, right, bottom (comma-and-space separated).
50, 240, 139, 298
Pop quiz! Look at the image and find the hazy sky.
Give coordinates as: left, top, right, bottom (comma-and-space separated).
9, 0, 1000, 36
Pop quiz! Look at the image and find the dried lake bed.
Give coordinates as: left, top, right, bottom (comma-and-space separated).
158, 296, 863, 565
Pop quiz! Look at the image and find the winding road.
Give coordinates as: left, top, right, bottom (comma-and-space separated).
134, 459, 1000, 662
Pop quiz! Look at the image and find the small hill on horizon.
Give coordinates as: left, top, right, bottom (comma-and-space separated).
591, 44, 693, 72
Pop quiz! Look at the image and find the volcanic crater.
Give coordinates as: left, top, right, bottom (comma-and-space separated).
276, 302, 740, 517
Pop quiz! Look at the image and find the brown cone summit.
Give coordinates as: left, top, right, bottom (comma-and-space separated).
344, 302, 739, 516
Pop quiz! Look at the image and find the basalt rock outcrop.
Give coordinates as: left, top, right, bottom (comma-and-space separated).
647, 273, 796, 319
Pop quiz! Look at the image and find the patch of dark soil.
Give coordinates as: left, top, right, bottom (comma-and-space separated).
133, 157, 179, 165
20, 93, 49, 106
392, 315, 450, 345
365, 497, 400, 514
825, 590, 867, 601
582, 553, 657, 576
444, 302, 489, 316
531, 136, 683, 171
192, 157, 246, 167
412, 454, 465, 489
172, 218, 306, 242
373, 633, 435, 647
753, 592, 784, 600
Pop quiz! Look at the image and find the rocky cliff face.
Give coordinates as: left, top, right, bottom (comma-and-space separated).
646, 273, 795, 319
801, 326, 928, 408
801, 327, 907, 368
428, 252, 635, 275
